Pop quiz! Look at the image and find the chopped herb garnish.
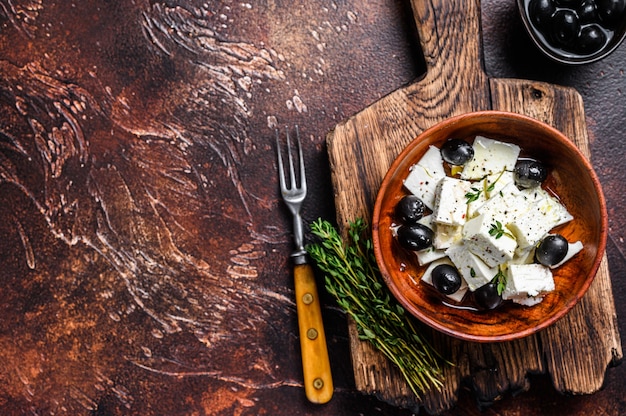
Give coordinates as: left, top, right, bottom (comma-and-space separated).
465, 187, 482, 203
493, 269, 507, 296
485, 169, 507, 196
488, 221, 514, 239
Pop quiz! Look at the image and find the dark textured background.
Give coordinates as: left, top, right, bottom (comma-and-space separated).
0, 1, 623, 414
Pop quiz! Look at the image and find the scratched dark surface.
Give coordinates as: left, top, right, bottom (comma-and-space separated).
0, 1, 623, 415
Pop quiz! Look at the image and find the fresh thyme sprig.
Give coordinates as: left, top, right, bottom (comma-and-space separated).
465, 187, 482, 203
488, 220, 515, 239
465, 169, 508, 203
493, 268, 507, 296
306, 218, 447, 397
485, 169, 506, 197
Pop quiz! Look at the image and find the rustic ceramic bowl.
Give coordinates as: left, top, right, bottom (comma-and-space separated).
517, 0, 626, 65
372, 111, 607, 342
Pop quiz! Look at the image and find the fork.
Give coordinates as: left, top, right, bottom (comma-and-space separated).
276, 125, 333, 404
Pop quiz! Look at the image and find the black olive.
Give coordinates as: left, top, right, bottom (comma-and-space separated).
535, 234, 569, 266
529, 0, 557, 29
514, 159, 548, 189
578, 0, 599, 23
395, 195, 425, 224
551, 9, 581, 47
596, 0, 626, 28
396, 223, 434, 251
431, 264, 462, 295
576, 24, 607, 54
474, 282, 503, 310
440, 139, 474, 166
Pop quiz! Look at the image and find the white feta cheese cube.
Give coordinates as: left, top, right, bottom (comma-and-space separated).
415, 246, 447, 266
464, 171, 514, 219
403, 145, 446, 210
502, 264, 554, 302
511, 246, 536, 265
475, 182, 528, 225
403, 166, 440, 211
417, 213, 434, 228
551, 240, 583, 269
433, 223, 463, 249
509, 190, 573, 248
421, 258, 468, 302
466, 181, 488, 219
462, 214, 517, 267
461, 136, 521, 180
518, 187, 544, 203
432, 177, 472, 226
508, 199, 562, 249
419, 145, 447, 177
445, 243, 497, 291
485, 170, 515, 199
519, 187, 573, 227
511, 296, 545, 307
537, 194, 574, 227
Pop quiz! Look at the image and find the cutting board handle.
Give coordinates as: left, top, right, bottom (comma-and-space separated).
410, 0, 484, 79
407, 0, 490, 115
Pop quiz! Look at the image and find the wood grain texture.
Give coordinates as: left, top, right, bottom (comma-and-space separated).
326, 0, 622, 412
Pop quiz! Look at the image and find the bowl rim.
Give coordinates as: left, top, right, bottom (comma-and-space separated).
372, 110, 608, 342
516, 0, 626, 65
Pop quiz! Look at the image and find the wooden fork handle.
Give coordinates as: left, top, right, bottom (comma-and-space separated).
293, 263, 333, 404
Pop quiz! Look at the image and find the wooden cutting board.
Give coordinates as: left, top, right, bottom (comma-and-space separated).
325, 0, 622, 413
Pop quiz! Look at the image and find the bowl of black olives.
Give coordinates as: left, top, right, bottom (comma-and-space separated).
372, 111, 607, 342
518, 0, 626, 64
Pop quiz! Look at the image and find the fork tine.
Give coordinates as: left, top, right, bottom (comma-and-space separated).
295, 125, 307, 192
276, 128, 287, 191
277, 125, 306, 192
286, 126, 298, 190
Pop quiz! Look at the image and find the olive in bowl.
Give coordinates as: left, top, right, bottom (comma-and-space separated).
518, 0, 626, 64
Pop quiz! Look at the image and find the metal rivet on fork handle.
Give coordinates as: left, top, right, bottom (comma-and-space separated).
313, 378, 324, 390
302, 292, 314, 305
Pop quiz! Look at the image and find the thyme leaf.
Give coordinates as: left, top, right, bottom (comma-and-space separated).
465, 187, 482, 203
493, 269, 507, 296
